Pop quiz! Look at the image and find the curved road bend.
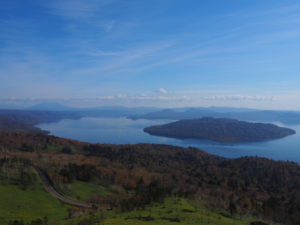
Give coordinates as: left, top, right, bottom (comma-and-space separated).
34, 167, 93, 208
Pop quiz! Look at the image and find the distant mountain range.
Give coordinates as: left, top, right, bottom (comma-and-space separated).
26, 103, 161, 113
144, 117, 296, 143
130, 107, 300, 125
0, 109, 81, 125
0, 102, 161, 113
26, 103, 79, 111
1, 103, 300, 125
0, 105, 161, 125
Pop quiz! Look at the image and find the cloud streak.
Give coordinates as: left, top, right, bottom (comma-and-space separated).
0, 89, 298, 110
42, 0, 116, 19
1, 1, 300, 109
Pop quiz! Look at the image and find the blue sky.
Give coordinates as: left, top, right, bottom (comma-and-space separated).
1, 0, 300, 109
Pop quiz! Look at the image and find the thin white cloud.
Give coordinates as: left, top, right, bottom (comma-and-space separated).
0, 90, 299, 110
2, 1, 300, 111
86, 50, 123, 56
97, 94, 188, 101
264, 3, 300, 15
67, 40, 176, 77
158, 88, 168, 94
96, 20, 115, 32
42, 0, 116, 19
201, 95, 275, 102
227, 3, 300, 19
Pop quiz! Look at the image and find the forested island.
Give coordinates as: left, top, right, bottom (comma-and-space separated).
144, 117, 296, 143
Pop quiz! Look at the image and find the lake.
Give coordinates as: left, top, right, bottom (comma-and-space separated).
37, 117, 300, 163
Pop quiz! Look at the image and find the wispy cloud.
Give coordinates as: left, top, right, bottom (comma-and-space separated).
264, 3, 300, 15
67, 40, 177, 77
42, 0, 116, 19
0, 92, 286, 109
96, 20, 115, 32
86, 50, 123, 56
95, 93, 275, 102
227, 3, 300, 19
1, 1, 300, 109
158, 88, 168, 94
97, 94, 188, 101
201, 95, 275, 102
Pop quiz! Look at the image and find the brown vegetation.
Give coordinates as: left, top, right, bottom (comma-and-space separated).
0, 131, 299, 224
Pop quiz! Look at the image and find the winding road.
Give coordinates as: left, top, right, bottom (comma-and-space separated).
34, 167, 93, 208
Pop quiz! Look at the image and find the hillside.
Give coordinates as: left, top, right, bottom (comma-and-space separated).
0, 159, 263, 225
0, 131, 299, 224
144, 117, 296, 143
0, 115, 48, 134
0, 159, 69, 224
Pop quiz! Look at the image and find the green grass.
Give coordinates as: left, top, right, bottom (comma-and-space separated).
0, 163, 268, 225
0, 169, 69, 225
59, 181, 114, 201
68, 198, 267, 225
0, 181, 269, 225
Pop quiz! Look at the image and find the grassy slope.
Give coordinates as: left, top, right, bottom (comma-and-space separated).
0, 168, 69, 224
0, 174, 267, 225
102, 198, 259, 225
61, 181, 114, 201
62, 197, 265, 225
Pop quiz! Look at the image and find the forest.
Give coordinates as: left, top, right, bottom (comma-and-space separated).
144, 117, 296, 143
0, 131, 299, 224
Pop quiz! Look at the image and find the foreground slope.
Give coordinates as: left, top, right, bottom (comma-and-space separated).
0, 157, 265, 225
0, 160, 69, 224
0, 131, 299, 224
93, 198, 262, 225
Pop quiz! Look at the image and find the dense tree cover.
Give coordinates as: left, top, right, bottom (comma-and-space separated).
250, 222, 268, 225
0, 131, 84, 153
0, 131, 299, 224
8, 218, 47, 225
0, 115, 47, 134
144, 117, 296, 143
0, 158, 37, 189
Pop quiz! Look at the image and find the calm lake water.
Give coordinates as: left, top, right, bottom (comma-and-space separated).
37, 117, 300, 163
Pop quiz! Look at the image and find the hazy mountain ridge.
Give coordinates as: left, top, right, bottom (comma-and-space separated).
26, 103, 161, 114
0, 109, 81, 125
2, 104, 300, 126
130, 108, 300, 125
0, 105, 162, 125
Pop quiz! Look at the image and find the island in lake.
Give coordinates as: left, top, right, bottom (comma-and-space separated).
144, 117, 296, 143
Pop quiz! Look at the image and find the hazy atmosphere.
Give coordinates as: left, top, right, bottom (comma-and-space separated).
1, 1, 300, 225
1, 0, 300, 109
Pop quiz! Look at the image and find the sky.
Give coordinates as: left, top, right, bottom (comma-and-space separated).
1, 0, 300, 109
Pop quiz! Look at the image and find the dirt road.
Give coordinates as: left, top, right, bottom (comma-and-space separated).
34, 167, 93, 208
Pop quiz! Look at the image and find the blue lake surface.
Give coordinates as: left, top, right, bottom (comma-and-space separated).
37, 117, 300, 163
